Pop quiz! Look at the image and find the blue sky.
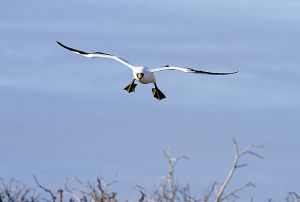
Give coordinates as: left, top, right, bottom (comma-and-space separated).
1, 0, 300, 200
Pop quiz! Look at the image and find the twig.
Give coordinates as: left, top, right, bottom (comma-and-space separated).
139, 190, 146, 202
221, 182, 255, 201
64, 184, 81, 202
33, 175, 56, 202
203, 182, 217, 202
215, 138, 263, 202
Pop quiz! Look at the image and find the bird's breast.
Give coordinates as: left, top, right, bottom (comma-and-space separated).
134, 72, 156, 84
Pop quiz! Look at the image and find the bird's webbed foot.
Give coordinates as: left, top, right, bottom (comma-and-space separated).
124, 80, 137, 93
152, 83, 166, 100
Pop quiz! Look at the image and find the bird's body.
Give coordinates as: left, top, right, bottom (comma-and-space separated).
56, 41, 238, 100
133, 66, 156, 84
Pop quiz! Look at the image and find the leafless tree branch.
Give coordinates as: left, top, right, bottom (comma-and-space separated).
215, 138, 263, 202
222, 182, 255, 201
162, 149, 188, 202
33, 175, 56, 202
202, 182, 217, 202
138, 190, 146, 202
64, 183, 81, 202
0, 178, 39, 202
286, 190, 300, 202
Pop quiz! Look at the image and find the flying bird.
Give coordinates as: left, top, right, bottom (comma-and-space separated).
57, 41, 238, 100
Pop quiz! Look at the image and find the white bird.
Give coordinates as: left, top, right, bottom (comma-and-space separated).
57, 41, 238, 100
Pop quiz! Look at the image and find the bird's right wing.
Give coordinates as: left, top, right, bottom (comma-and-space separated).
57, 41, 135, 70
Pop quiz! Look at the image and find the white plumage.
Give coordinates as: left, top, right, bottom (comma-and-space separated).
57, 41, 238, 100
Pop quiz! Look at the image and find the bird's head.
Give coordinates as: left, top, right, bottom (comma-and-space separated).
136, 73, 144, 79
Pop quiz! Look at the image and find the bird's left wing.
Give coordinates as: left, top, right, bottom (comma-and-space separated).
56, 41, 135, 70
150, 65, 238, 75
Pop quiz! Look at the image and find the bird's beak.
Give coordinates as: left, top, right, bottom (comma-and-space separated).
137, 73, 144, 79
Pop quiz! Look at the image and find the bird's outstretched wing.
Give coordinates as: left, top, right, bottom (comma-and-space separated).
56, 41, 135, 70
150, 65, 238, 75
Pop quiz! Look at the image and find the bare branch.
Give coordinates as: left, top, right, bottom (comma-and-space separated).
0, 178, 39, 202
203, 182, 217, 202
215, 138, 263, 202
235, 163, 248, 168
33, 175, 56, 202
97, 177, 105, 195
64, 184, 81, 202
57, 189, 63, 202
139, 190, 146, 202
233, 137, 239, 156
286, 190, 300, 202
288, 191, 300, 199
222, 182, 255, 201
247, 151, 264, 159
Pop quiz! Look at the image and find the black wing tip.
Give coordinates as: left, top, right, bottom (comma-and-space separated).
56, 41, 113, 56
56, 41, 89, 55
56, 41, 69, 49
56, 41, 65, 47
191, 68, 239, 75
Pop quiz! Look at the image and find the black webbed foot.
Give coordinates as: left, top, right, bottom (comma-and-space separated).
152, 83, 166, 100
124, 80, 137, 93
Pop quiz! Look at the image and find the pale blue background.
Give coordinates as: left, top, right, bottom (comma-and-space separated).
1, 0, 300, 200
